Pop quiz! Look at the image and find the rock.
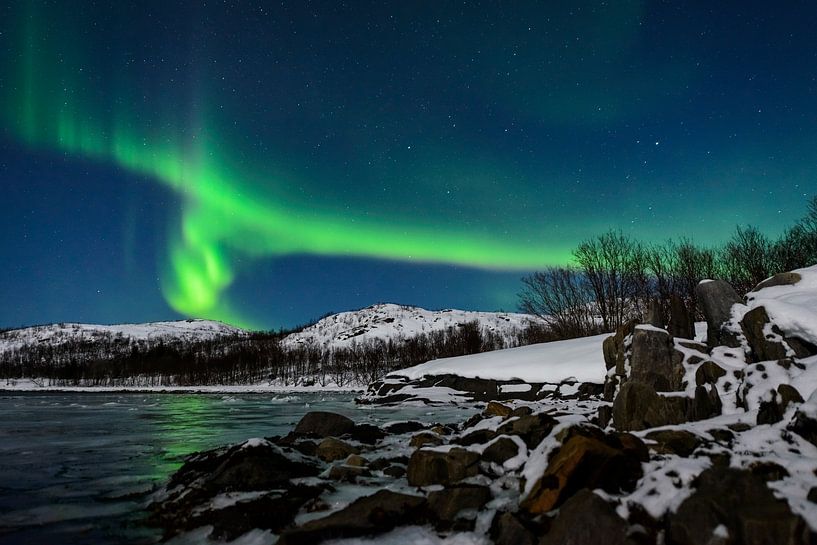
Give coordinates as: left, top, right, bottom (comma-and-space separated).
410, 432, 443, 448
151, 440, 322, 537
616, 432, 650, 462
483, 436, 521, 465
612, 381, 688, 431
427, 484, 491, 522
383, 465, 406, 478
789, 408, 817, 447
689, 384, 722, 421
276, 490, 428, 545
741, 306, 789, 362
456, 428, 498, 446
667, 467, 808, 545
778, 384, 804, 409
521, 433, 643, 514
155, 484, 325, 541
406, 448, 480, 487
668, 294, 695, 339
598, 405, 613, 428
808, 487, 817, 503
578, 382, 604, 399
603, 335, 618, 370
540, 489, 634, 545
384, 421, 426, 434
510, 406, 533, 417
786, 336, 817, 358
757, 398, 784, 426
368, 456, 407, 471
696, 279, 742, 348
751, 271, 802, 292
646, 299, 664, 328
347, 424, 386, 445
629, 325, 684, 391
612, 319, 639, 375
490, 511, 537, 545
645, 429, 701, 456
293, 411, 356, 438
496, 413, 558, 447
484, 401, 513, 417
328, 464, 370, 482
748, 461, 790, 482
344, 454, 368, 467
696, 360, 727, 386
316, 437, 359, 462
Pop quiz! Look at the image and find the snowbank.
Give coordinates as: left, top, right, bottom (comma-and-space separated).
390, 333, 608, 384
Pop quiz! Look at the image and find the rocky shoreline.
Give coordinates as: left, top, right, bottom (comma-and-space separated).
147, 269, 817, 545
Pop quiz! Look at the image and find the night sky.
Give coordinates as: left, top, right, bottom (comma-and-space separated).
2, 1, 816, 330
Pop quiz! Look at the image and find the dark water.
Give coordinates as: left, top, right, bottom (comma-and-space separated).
0, 392, 475, 545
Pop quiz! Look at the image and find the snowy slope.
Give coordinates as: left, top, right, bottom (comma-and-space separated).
390, 333, 608, 384
0, 319, 246, 353
281, 303, 540, 350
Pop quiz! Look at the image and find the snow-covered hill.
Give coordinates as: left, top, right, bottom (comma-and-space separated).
280, 303, 540, 350
0, 319, 246, 353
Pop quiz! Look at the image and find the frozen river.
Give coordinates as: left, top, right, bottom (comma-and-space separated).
0, 392, 476, 545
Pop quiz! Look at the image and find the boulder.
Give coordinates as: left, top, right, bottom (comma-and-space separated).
521, 433, 643, 514
695, 361, 727, 386
667, 467, 808, 545
645, 429, 701, 456
668, 294, 695, 340
427, 484, 491, 522
688, 384, 722, 421
406, 448, 480, 487
484, 401, 513, 417
456, 428, 498, 446
741, 306, 789, 362
778, 384, 804, 409
383, 464, 406, 478
490, 511, 537, 545
757, 391, 784, 425
603, 335, 618, 370
384, 421, 426, 434
496, 413, 558, 448
347, 424, 386, 445
696, 279, 742, 348
540, 489, 634, 545
789, 407, 817, 447
344, 454, 368, 467
612, 381, 688, 431
276, 490, 428, 545
751, 272, 802, 292
293, 411, 356, 438
410, 432, 443, 448
629, 325, 684, 391
316, 437, 359, 462
483, 436, 521, 465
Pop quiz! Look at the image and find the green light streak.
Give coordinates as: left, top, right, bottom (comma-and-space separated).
4, 5, 567, 328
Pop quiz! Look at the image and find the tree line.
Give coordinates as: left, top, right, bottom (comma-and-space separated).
0, 320, 546, 387
519, 196, 817, 338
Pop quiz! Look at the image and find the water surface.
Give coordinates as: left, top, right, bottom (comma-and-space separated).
0, 392, 475, 545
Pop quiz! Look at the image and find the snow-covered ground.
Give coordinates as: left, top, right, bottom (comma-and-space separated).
281, 303, 539, 350
389, 333, 609, 384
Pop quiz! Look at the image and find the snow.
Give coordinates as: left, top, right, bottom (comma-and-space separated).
281, 303, 539, 350
391, 333, 608, 384
0, 319, 245, 353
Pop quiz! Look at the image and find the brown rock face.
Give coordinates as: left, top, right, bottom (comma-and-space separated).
612, 381, 688, 431
293, 411, 356, 438
484, 401, 513, 418
668, 294, 695, 340
741, 306, 789, 362
629, 326, 685, 391
520, 434, 643, 515
695, 279, 742, 348
406, 448, 480, 487
316, 437, 359, 462
668, 467, 808, 545
540, 489, 635, 545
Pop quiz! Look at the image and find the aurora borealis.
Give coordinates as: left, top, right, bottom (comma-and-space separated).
2, 2, 817, 330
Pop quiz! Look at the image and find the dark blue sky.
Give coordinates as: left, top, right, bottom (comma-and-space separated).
1, 1, 816, 330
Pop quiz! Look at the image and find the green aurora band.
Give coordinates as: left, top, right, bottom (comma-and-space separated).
3, 6, 566, 328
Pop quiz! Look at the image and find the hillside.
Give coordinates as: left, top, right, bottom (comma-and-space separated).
0, 319, 246, 353
280, 303, 539, 350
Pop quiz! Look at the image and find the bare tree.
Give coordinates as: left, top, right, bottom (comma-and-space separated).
518, 267, 598, 339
